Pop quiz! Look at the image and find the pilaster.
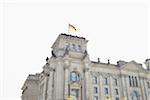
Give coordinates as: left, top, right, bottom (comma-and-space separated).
139, 77, 146, 100
84, 67, 90, 100
99, 74, 103, 100
143, 78, 149, 100
109, 75, 113, 100
120, 74, 127, 100
64, 65, 69, 99
125, 75, 130, 100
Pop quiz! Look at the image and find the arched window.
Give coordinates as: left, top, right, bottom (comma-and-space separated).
70, 71, 80, 82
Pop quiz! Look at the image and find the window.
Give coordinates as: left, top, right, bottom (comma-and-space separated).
115, 97, 119, 100
104, 88, 109, 95
71, 89, 79, 99
129, 76, 132, 86
78, 45, 81, 50
72, 44, 76, 50
76, 45, 81, 51
147, 82, 150, 88
94, 96, 98, 100
71, 72, 76, 81
115, 89, 119, 95
104, 77, 108, 85
94, 87, 98, 94
70, 72, 80, 82
64, 43, 69, 50
132, 76, 135, 87
135, 77, 138, 87
131, 91, 138, 100
93, 76, 98, 84
114, 78, 118, 86
129, 76, 139, 87
70, 44, 73, 50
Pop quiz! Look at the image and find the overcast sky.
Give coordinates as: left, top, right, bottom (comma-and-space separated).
0, 0, 150, 100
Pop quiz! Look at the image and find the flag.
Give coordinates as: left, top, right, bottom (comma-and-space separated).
68, 24, 77, 33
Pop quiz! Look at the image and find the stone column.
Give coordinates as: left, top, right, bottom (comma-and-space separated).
47, 68, 54, 100
55, 58, 65, 100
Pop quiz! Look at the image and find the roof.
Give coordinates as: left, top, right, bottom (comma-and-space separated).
60, 33, 86, 40
91, 61, 119, 67
21, 73, 40, 90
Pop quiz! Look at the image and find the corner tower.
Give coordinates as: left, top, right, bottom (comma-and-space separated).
48, 33, 90, 100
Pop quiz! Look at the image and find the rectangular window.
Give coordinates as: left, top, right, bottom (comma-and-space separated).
94, 96, 98, 100
114, 78, 118, 86
115, 89, 119, 95
132, 76, 135, 87
71, 89, 79, 98
94, 87, 98, 94
129, 76, 132, 86
135, 77, 138, 87
104, 88, 109, 95
147, 82, 150, 88
104, 77, 108, 85
93, 76, 98, 84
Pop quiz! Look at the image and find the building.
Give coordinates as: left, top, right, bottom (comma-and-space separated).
21, 33, 150, 100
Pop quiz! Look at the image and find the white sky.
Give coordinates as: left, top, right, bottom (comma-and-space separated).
0, 0, 150, 100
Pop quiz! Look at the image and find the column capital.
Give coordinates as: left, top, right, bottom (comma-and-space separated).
64, 60, 71, 68
64, 65, 69, 70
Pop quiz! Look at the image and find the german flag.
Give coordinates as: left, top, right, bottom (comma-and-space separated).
68, 24, 77, 32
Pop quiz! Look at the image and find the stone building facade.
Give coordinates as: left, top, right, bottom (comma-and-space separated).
21, 33, 150, 100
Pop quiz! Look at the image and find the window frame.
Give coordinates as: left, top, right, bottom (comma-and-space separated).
70, 71, 80, 82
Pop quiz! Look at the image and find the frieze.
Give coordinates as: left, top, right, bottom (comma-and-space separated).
101, 73, 110, 78
111, 75, 120, 79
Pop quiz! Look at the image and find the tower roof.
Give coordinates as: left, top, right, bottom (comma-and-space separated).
60, 33, 86, 40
